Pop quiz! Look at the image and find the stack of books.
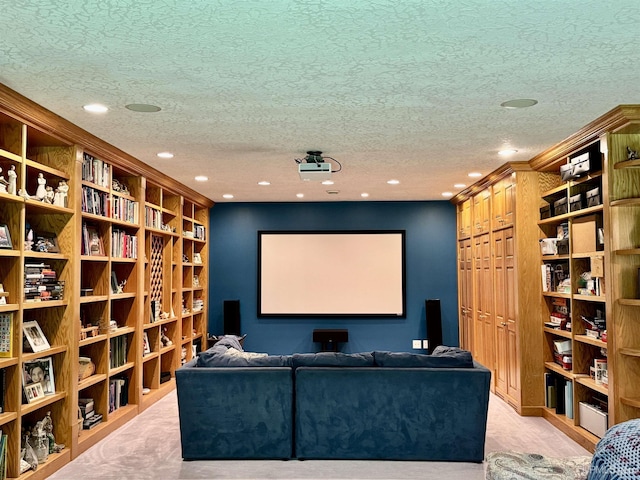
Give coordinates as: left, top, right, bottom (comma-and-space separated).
24, 263, 64, 302
80, 397, 103, 430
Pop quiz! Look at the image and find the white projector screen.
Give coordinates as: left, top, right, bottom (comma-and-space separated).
258, 231, 406, 317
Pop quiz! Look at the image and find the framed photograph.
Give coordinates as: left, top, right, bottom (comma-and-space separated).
33, 231, 60, 253
0, 313, 13, 357
23, 357, 55, 395
143, 331, 151, 355
0, 224, 12, 249
111, 271, 119, 294
24, 381, 45, 404
22, 320, 51, 353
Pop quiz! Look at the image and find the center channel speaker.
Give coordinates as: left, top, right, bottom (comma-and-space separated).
425, 299, 443, 354
223, 300, 241, 336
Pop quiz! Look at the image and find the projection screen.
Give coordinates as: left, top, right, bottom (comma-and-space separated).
258, 231, 406, 317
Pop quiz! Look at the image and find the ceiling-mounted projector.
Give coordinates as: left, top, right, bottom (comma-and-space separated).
297, 150, 333, 181
299, 162, 332, 181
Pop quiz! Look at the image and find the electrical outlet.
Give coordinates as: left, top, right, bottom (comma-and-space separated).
412, 340, 422, 349
422, 340, 429, 349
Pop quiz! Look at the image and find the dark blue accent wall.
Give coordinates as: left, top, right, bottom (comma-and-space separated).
208, 201, 458, 354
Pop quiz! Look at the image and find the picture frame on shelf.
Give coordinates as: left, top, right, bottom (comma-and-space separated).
23, 357, 55, 395
22, 320, 50, 353
143, 331, 151, 355
24, 381, 45, 404
33, 231, 60, 253
0, 312, 13, 357
0, 224, 12, 249
111, 271, 119, 294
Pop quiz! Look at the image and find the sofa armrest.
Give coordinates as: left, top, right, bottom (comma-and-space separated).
176, 366, 293, 459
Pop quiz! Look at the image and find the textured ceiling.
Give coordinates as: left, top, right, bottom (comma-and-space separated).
2, 1, 640, 202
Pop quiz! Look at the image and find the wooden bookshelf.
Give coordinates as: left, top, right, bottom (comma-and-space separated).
0, 83, 212, 478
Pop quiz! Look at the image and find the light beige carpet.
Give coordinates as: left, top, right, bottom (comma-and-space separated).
48, 391, 591, 480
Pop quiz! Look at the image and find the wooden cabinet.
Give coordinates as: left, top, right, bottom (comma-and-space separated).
494, 227, 519, 402
457, 199, 472, 239
454, 164, 542, 415
0, 84, 213, 478
492, 174, 515, 230
457, 238, 473, 350
472, 188, 491, 235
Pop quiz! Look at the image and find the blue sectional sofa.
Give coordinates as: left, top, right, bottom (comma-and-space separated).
175, 338, 491, 462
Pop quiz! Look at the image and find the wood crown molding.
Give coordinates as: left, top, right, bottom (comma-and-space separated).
450, 161, 532, 204
0, 83, 214, 208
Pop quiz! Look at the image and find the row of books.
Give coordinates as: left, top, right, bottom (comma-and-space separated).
111, 195, 139, 224
194, 224, 206, 241
111, 229, 138, 259
109, 336, 128, 369
144, 206, 163, 230
82, 185, 110, 217
82, 153, 111, 188
545, 372, 574, 419
109, 377, 129, 413
0, 432, 7, 479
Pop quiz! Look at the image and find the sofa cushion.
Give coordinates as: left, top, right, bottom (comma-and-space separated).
431, 345, 474, 367
196, 348, 292, 367
373, 350, 473, 368
291, 352, 375, 369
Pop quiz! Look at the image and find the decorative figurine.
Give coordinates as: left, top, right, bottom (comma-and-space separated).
53, 180, 69, 207
18, 188, 31, 200
627, 146, 639, 160
44, 186, 55, 204
7, 164, 17, 195
0, 172, 7, 193
35, 173, 47, 200
24, 223, 34, 251
42, 411, 64, 454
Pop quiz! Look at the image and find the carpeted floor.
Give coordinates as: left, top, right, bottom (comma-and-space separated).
48, 391, 591, 480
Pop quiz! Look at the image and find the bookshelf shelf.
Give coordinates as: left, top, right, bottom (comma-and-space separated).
108, 362, 135, 377
0, 412, 18, 428
20, 391, 67, 415
78, 373, 108, 391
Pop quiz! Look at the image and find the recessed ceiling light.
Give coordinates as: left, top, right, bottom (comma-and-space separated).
322, 180, 334, 185
83, 103, 108, 113
195, 175, 208, 182
326, 190, 340, 195
468, 172, 482, 178
454, 183, 466, 188
222, 194, 234, 199
500, 99, 538, 109
361, 193, 369, 198
258, 181, 271, 186
125, 103, 161, 113
498, 149, 518, 156
157, 152, 174, 159
442, 192, 453, 198
387, 179, 400, 185
296, 193, 304, 198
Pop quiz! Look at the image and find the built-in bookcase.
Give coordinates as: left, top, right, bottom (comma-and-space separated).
0, 84, 212, 479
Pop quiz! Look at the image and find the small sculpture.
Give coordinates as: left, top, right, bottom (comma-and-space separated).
35, 173, 47, 200
53, 180, 69, 207
42, 411, 64, 453
7, 164, 17, 195
24, 223, 34, 251
44, 186, 55, 204
627, 146, 639, 160
0, 167, 8, 193
18, 188, 31, 200
27, 422, 48, 464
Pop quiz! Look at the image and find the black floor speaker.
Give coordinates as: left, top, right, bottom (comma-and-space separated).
425, 299, 443, 354
223, 300, 241, 336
